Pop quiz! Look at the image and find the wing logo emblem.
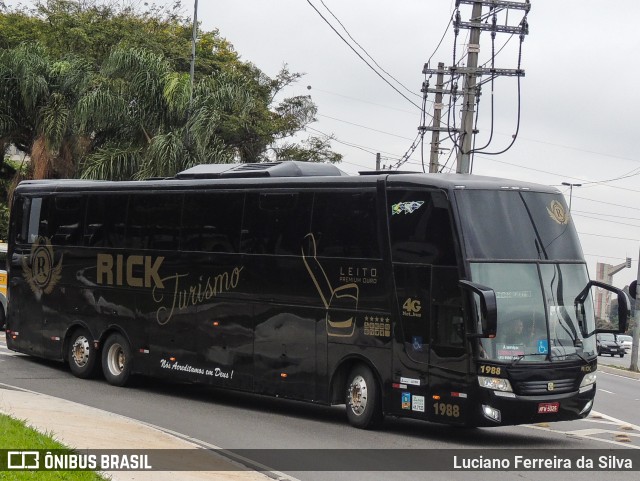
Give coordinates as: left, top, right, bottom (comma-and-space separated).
22, 236, 63, 297
547, 200, 569, 225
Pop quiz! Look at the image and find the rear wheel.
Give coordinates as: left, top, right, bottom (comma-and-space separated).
68, 328, 99, 379
345, 364, 383, 429
620, 353, 625, 358
102, 333, 133, 387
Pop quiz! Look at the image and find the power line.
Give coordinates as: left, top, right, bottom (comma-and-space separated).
424, 10, 456, 70
573, 210, 640, 222
305, 0, 423, 111
307, 87, 421, 115
504, 134, 640, 165
307, 126, 407, 164
307, 126, 376, 156
579, 232, 640, 242
584, 253, 637, 263
572, 195, 638, 211
317, 0, 419, 99
477, 155, 640, 195
317, 114, 415, 140
572, 212, 640, 229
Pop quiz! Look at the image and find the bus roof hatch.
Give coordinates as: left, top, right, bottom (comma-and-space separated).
175, 161, 347, 179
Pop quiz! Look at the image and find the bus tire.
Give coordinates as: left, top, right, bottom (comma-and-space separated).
345, 364, 383, 429
102, 333, 132, 387
68, 328, 99, 379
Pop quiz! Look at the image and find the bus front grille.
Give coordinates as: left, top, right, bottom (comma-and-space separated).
515, 378, 577, 395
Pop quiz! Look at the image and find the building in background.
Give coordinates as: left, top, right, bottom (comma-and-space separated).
596, 259, 631, 321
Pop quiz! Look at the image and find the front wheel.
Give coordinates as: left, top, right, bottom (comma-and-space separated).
345, 364, 383, 429
101, 333, 133, 387
68, 328, 100, 379
620, 353, 625, 358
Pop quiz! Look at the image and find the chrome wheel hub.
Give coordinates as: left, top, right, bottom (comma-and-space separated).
71, 336, 90, 367
107, 343, 125, 374
348, 375, 368, 416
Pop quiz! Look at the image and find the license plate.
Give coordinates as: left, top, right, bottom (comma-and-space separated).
538, 402, 559, 414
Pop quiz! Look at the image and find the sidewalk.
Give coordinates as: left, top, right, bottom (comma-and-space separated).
0, 387, 272, 481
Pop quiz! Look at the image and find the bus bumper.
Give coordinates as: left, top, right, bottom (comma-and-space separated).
473, 385, 596, 427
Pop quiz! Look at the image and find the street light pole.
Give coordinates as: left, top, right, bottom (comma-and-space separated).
189, 0, 199, 107
562, 182, 582, 212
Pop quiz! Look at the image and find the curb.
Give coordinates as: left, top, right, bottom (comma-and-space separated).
598, 364, 640, 380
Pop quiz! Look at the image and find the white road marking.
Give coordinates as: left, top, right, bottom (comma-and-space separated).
599, 370, 640, 381
598, 389, 614, 394
525, 410, 640, 449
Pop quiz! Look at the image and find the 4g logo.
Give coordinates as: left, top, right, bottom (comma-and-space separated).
402, 298, 422, 318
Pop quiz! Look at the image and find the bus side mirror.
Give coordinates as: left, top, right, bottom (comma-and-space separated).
575, 280, 630, 335
459, 280, 497, 338
617, 291, 630, 333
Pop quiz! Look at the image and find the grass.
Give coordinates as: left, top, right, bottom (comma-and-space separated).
0, 414, 109, 480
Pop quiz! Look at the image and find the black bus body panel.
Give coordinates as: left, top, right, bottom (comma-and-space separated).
5, 172, 596, 427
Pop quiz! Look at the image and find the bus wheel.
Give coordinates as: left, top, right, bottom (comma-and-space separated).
345, 364, 382, 429
68, 328, 99, 379
102, 333, 132, 387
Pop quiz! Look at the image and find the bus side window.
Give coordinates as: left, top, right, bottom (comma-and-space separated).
126, 194, 182, 251
310, 191, 380, 258
388, 190, 456, 266
12, 196, 30, 244
181, 192, 244, 253
49, 196, 85, 246
241, 193, 313, 255
84, 195, 129, 248
25, 197, 45, 244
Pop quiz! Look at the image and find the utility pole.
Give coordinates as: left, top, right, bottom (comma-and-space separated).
457, 1, 483, 174
428, 63, 445, 173
631, 247, 640, 372
421, 0, 529, 174
375, 153, 381, 171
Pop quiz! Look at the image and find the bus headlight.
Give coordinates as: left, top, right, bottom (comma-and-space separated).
579, 372, 597, 391
478, 376, 513, 392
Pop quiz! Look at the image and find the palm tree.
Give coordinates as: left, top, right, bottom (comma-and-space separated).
0, 42, 95, 179
77, 46, 239, 180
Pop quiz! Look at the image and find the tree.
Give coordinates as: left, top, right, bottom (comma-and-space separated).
1, 0, 341, 183
0, 42, 93, 179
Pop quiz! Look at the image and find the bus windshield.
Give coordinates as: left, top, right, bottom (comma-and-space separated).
471, 263, 597, 362
456, 189, 596, 362
455, 189, 583, 261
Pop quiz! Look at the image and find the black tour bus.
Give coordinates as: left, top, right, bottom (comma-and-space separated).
5, 161, 629, 428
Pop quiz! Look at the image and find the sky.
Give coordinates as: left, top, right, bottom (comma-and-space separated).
6, 0, 640, 290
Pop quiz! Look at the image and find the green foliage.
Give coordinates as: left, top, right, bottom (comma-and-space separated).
276, 136, 343, 164
0, 414, 108, 480
1, 0, 340, 182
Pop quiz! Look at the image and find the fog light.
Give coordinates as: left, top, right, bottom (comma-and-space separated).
580, 400, 593, 415
482, 404, 502, 423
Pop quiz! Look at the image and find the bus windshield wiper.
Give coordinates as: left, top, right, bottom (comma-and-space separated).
510, 352, 548, 366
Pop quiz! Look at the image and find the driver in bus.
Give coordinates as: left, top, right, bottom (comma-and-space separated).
504, 318, 525, 345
